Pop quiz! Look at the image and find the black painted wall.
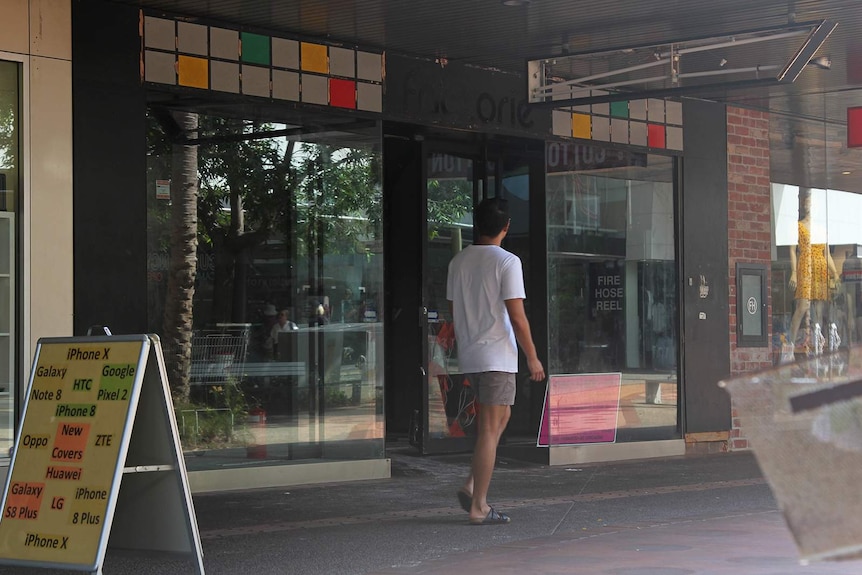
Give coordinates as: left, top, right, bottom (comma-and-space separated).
681, 99, 732, 433
72, 1, 148, 335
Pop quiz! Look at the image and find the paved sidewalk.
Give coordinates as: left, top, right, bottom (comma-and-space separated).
366, 510, 856, 574
0, 450, 860, 574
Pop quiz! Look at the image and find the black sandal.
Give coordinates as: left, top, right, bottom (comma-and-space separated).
469, 507, 511, 525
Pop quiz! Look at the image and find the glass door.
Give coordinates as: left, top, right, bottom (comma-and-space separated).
421, 151, 478, 453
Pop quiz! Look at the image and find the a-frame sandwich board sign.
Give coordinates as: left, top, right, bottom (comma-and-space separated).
0, 334, 205, 574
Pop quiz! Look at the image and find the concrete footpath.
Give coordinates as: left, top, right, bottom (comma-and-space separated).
1, 449, 860, 574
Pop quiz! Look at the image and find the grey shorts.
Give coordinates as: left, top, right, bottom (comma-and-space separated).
467, 371, 516, 406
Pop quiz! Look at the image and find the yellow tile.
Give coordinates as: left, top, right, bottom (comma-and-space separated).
178, 55, 209, 89
572, 113, 591, 139
301, 42, 328, 74
0, 0, 29, 55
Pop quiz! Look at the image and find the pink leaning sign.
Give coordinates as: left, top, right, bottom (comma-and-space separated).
537, 373, 622, 446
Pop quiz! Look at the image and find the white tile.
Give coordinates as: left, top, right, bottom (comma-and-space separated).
330, 47, 355, 78
302, 74, 328, 105
592, 117, 610, 141
144, 16, 175, 51
648, 99, 665, 123
210, 27, 239, 60
611, 118, 629, 143
242, 65, 270, 97
211, 60, 239, 93
667, 126, 684, 150
144, 50, 176, 84
552, 110, 572, 137
666, 100, 683, 125
357, 82, 382, 112
357, 51, 382, 82
629, 100, 647, 121
630, 121, 648, 146
272, 37, 299, 69
177, 22, 208, 56
273, 69, 299, 101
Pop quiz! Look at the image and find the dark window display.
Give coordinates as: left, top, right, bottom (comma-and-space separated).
546, 146, 678, 441
146, 111, 384, 470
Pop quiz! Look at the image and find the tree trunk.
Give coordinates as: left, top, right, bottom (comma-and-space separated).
162, 111, 199, 403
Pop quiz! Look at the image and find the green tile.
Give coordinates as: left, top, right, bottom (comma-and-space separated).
241, 32, 270, 65
610, 101, 629, 118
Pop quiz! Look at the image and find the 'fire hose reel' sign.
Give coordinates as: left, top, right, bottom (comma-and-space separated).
0, 335, 204, 574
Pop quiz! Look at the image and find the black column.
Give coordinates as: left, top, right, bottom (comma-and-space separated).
72, 1, 147, 335
681, 99, 732, 433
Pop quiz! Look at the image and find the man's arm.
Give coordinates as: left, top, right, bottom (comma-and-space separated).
504, 298, 545, 381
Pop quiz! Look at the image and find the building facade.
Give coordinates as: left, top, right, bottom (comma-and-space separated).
0, 0, 859, 491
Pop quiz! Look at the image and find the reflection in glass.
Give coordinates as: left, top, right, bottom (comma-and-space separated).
0, 61, 18, 458
546, 147, 678, 442
147, 112, 384, 469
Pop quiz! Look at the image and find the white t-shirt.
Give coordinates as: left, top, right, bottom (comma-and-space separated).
446, 244, 526, 373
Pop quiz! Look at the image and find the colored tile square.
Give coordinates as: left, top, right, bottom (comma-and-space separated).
241, 32, 270, 65
177, 22, 207, 55
330, 78, 356, 109
144, 50, 176, 85
572, 113, 591, 139
850, 107, 862, 148
242, 65, 270, 97
592, 101, 609, 116
610, 101, 629, 118
301, 42, 329, 74
552, 110, 572, 137
666, 100, 683, 125
211, 60, 239, 93
357, 82, 382, 112
273, 69, 300, 101
302, 74, 329, 105
357, 51, 382, 82
667, 126, 683, 150
144, 17, 175, 51
629, 100, 647, 120
177, 55, 208, 89
272, 37, 299, 69
210, 28, 239, 60
630, 121, 648, 146
648, 124, 666, 148
611, 118, 629, 143
647, 99, 665, 122
330, 47, 356, 78
592, 117, 610, 141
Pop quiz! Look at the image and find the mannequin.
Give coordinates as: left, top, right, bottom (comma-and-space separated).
788, 189, 839, 345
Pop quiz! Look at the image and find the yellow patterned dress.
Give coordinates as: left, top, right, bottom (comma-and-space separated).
795, 221, 829, 301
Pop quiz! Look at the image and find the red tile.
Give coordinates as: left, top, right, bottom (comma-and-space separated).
648, 124, 666, 148
848, 106, 862, 148
330, 78, 356, 109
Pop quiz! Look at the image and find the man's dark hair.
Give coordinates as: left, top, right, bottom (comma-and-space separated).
474, 197, 509, 238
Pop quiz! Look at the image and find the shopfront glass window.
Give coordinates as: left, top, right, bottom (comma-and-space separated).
0, 61, 19, 457
147, 111, 384, 469
770, 90, 862, 363
546, 143, 678, 442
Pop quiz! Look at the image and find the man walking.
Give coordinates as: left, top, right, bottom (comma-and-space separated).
447, 197, 545, 525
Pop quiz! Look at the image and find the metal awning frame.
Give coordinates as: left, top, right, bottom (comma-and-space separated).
528, 19, 837, 108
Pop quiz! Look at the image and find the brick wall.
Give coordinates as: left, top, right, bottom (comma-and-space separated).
727, 106, 773, 450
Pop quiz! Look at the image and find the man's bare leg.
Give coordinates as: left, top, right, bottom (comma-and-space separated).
467, 403, 510, 521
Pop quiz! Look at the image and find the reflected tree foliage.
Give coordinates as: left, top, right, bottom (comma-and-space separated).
147, 110, 381, 395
